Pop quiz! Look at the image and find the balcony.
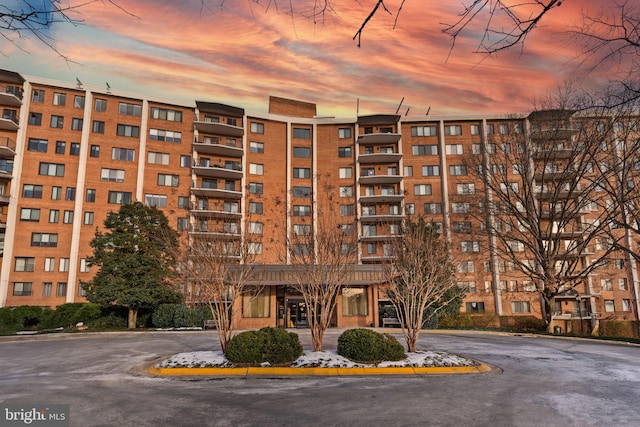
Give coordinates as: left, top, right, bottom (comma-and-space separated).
552, 311, 593, 320
533, 171, 580, 182
358, 172, 403, 185
0, 109, 18, 131
193, 137, 243, 157
359, 193, 404, 204
358, 152, 402, 164
0, 194, 9, 205
190, 208, 242, 219
359, 211, 404, 223
188, 223, 241, 239
191, 185, 242, 200
360, 233, 401, 242
357, 133, 401, 145
194, 120, 244, 138
192, 162, 243, 179
0, 85, 23, 107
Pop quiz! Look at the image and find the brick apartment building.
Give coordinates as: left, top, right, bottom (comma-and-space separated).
0, 69, 638, 331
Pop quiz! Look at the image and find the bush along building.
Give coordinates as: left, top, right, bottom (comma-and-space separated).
0, 69, 638, 336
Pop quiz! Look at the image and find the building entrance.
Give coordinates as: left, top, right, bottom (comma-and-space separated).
287, 299, 308, 328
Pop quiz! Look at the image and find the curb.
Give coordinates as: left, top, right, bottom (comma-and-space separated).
147, 362, 493, 377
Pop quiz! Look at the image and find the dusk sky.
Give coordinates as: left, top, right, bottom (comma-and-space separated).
0, 0, 625, 117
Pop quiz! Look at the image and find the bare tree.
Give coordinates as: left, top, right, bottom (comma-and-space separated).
285, 211, 357, 352
1, 0, 130, 59
464, 100, 625, 330
180, 232, 260, 352
382, 217, 460, 353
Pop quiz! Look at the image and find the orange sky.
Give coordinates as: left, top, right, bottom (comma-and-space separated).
0, 0, 626, 116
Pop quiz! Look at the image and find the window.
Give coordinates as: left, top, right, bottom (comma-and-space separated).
601, 278, 613, 291
339, 186, 353, 197
453, 221, 471, 233
293, 186, 311, 197
242, 287, 270, 318
84, 189, 96, 203
339, 168, 352, 179
177, 217, 188, 231
340, 204, 355, 216
461, 241, 480, 253
118, 102, 141, 116
66, 187, 75, 201
49, 209, 60, 223
55, 141, 66, 154
366, 243, 376, 254
411, 126, 437, 136
444, 125, 462, 135
94, 98, 107, 112
42, 282, 52, 297
250, 142, 264, 153
53, 92, 66, 106
59, 258, 70, 272
79, 259, 90, 273
424, 203, 442, 214
343, 287, 368, 316
414, 184, 432, 196
56, 282, 67, 297
51, 186, 62, 200
470, 124, 480, 135
421, 165, 439, 176
404, 166, 413, 177
71, 118, 83, 131
15, 257, 35, 272
457, 183, 475, 194
499, 124, 509, 135
20, 208, 40, 222
112, 148, 135, 161
446, 144, 463, 155
50, 115, 64, 129
247, 222, 263, 235
406, 203, 415, 215
293, 147, 311, 158
101, 168, 125, 182
466, 302, 485, 313
90, 145, 100, 158
108, 191, 132, 204
449, 165, 467, 176
179, 155, 190, 168
250, 122, 264, 134
70, 143, 80, 156
145, 194, 167, 208
147, 152, 169, 165
249, 163, 264, 175
175, 196, 189, 209
339, 128, 352, 138
13, 282, 32, 296
31, 233, 58, 247
293, 168, 311, 178
28, 138, 48, 152
622, 299, 631, 312
32, 89, 45, 103
486, 124, 495, 134
618, 278, 628, 290
83, 212, 94, 225
452, 202, 470, 214
604, 300, 615, 312
116, 124, 140, 138
249, 202, 263, 214
158, 174, 179, 187
74, 95, 85, 109
412, 145, 438, 155
39, 162, 65, 177
63, 210, 74, 224
338, 147, 352, 157
293, 224, 311, 236
293, 128, 311, 139
29, 112, 42, 126
150, 107, 182, 122
293, 205, 311, 216
248, 182, 263, 194
512, 301, 531, 313
149, 128, 182, 142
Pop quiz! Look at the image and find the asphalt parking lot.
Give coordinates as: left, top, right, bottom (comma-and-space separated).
1, 329, 639, 426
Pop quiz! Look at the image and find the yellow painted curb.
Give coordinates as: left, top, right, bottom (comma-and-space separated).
148, 362, 493, 376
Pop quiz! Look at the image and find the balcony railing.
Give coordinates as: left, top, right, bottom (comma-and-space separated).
0, 137, 16, 152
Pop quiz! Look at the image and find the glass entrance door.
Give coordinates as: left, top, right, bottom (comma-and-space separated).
287, 299, 308, 328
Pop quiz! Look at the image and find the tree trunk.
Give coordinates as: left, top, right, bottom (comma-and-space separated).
127, 307, 138, 329
405, 330, 418, 353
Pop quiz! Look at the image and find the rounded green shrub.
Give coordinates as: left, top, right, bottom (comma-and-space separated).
225, 327, 303, 366
337, 328, 406, 363
152, 304, 194, 328
11, 305, 45, 330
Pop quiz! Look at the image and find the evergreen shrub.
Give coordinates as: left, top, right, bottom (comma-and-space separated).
225, 327, 303, 366
337, 328, 406, 363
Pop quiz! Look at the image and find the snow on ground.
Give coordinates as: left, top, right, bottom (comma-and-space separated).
156, 350, 478, 368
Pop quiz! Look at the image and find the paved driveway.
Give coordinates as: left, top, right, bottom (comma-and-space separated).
1, 329, 639, 426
